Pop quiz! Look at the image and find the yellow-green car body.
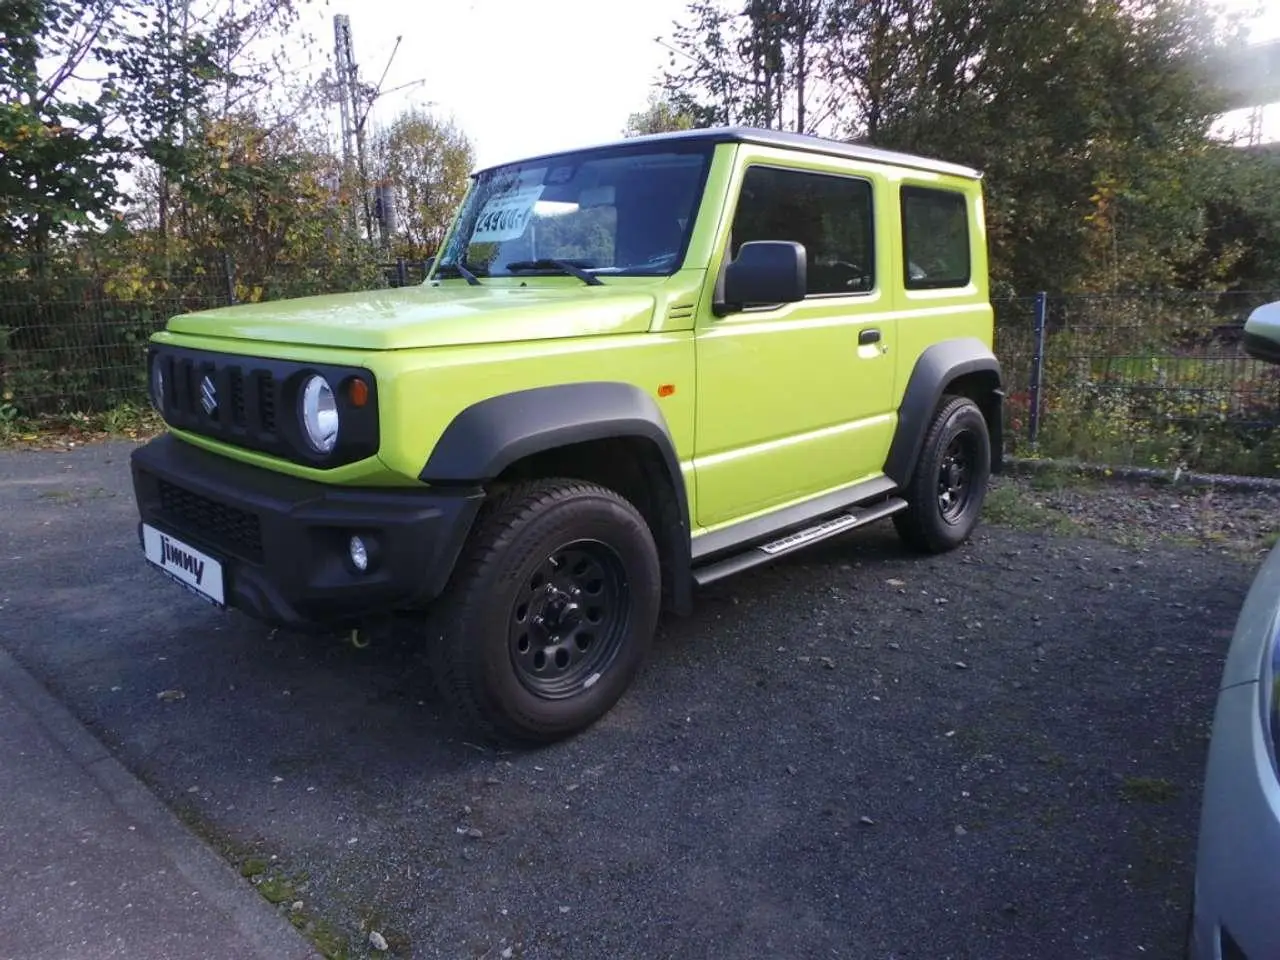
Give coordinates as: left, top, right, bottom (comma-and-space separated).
130, 127, 1002, 741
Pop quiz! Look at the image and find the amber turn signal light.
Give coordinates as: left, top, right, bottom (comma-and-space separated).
347, 377, 370, 407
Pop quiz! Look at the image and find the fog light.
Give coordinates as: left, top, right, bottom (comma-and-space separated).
349, 536, 369, 572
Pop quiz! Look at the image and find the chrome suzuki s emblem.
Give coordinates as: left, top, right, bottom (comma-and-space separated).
199, 375, 218, 415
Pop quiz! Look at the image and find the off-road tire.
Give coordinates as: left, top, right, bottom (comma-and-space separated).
429, 479, 661, 744
893, 394, 991, 553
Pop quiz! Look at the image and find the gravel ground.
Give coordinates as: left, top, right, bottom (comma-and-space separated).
0, 441, 1267, 959
988, 469, 1280, 558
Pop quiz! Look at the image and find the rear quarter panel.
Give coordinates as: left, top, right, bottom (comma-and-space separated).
889, 172, 994, 399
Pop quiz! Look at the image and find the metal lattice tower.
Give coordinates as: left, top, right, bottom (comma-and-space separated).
333, 15, 373, 238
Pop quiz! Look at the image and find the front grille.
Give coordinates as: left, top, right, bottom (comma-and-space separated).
257, 373, 277, 433
149, 345, 380, 468
228, 367, 245, 427
162, 351, 280, 444
157, 479, 264, 562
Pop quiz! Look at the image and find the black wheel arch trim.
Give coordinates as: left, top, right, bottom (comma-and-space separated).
420, 382, 693, 613
885, 338, 1004, 487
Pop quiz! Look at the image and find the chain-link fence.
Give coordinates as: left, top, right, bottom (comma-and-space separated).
3, 272, 1279, 475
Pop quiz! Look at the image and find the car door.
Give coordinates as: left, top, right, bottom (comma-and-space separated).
693, 154, 899, 531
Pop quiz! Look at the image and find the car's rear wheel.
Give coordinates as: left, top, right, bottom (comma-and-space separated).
429, 479, 661, 743
893, 394, 991, 553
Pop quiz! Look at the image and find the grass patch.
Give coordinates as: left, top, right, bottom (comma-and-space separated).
307, 918, 352, 960
1024, 463, 1096, 492
1120, 776, 1180, 804
168, 799, 353, 960
0, 401, 164, 449
255, 872, 300, 905
982, 483, 1084, 536
239, 856, 269, 879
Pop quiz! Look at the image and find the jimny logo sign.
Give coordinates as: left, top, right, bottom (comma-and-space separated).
161, 533, 206, 585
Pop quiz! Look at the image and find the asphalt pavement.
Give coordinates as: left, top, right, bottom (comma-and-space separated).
0, 620, 317, 959
0, 440, 1257, 959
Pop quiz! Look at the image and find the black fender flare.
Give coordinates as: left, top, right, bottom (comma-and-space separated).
420, 382, 692, 610
884, 338, 1004, 487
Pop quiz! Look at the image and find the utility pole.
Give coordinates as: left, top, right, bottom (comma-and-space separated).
334, 15, 428, 250
334, 14, 373, 241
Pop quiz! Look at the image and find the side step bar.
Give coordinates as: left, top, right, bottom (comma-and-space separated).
692, 497, 909, 587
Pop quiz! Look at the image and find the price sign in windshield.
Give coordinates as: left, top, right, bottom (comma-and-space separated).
470, 186, 545, 243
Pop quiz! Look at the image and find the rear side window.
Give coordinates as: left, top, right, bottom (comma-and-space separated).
730, 165, 875, 296
901, 186, 970, 290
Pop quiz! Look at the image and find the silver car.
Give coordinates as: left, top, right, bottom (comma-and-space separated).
1191, 301, 1280, 958
1190, 302, 1280, 959
1191, 538, 1280, 959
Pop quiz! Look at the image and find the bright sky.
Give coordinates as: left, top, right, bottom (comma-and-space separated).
309, 0, 692, 170
302, 0, 1280, 165
1214, 0, 1280, 141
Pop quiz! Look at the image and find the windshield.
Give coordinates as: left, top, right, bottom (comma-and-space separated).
434, 141, 714, 280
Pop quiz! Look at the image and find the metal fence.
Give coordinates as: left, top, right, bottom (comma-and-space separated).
994, 291, 1280, 476
0, 259, 432, 418
2, 273, 1279, 475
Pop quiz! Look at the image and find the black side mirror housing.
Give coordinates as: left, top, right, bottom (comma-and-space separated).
718, 241, 807, 314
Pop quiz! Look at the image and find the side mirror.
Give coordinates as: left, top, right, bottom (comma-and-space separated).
719, 241, 807, 314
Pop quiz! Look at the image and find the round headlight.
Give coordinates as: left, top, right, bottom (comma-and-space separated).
300, 375, 339, 454
150, 360, 165, 411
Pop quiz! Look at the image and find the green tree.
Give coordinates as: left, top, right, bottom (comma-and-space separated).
0, 0, 314, 271
97, 0, 310, 253
659, 0, 835, 132
132, 110, 374, 297
0, 0, 130, 270
660, 0, 1247, 293
369, 108, 475, 258
1182, 144, 1280, 291
846, 0, 1237, 294
624, 92, 698, 136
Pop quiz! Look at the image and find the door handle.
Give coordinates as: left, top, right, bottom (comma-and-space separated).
858, 328, 881, 345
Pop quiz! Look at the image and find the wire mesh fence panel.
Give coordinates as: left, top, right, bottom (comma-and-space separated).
0, 276, 232, 416
993, 296, 1040, 456
1030, 292, 1280, 475
4, 269, 1280, 478
0, 261, 424, 417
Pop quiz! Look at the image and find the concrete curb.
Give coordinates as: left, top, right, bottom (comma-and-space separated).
0, 647, 320, 960
1004, 455, 1280, 494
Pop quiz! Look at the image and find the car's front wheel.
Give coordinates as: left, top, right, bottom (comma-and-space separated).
430, 479, 661, 743
893, 394, 991, 553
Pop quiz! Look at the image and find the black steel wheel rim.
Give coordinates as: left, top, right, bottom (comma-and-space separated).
508, 539, 631, 699
937, 431, 977, 524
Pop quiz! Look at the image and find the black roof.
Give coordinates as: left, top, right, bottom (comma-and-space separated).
474, 125, 983, 180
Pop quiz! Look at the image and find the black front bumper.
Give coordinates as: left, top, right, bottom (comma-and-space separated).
130, 434, 484, 629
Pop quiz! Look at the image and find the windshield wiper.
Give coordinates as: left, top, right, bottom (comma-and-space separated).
435, 260, 482, 286
505, 259, 603, 286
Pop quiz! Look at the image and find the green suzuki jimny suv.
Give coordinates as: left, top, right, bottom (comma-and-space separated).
131, 126, 1003, 742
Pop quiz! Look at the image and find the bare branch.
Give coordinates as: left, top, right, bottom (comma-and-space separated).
38, 0, 124, 108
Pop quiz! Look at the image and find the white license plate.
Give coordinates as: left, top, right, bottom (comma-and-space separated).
142, 524, 225, 607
